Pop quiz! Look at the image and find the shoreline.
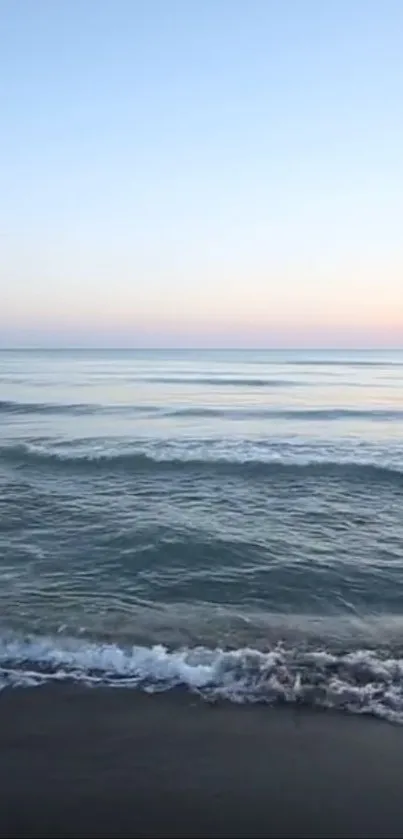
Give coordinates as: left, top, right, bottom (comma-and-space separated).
1, 685, 403, 837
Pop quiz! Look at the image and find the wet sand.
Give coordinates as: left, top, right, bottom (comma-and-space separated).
1, 685, 403, 838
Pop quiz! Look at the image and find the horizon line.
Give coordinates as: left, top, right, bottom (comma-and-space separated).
0, 346, 402, 353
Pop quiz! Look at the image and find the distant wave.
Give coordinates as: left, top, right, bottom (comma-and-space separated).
2, 442, 402, 485
0, 400, 99, 415
287, 359, 403, 368
0, 400, 161, 417
135, 376, 297, 387
1, 400, 401, 422
1, 634, 403, 723
165, 407, 403, 421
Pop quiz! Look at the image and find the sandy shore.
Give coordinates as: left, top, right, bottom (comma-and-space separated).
1, 685, 403, 838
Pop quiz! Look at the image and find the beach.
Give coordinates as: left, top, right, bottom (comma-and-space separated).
1, 686, 403, 838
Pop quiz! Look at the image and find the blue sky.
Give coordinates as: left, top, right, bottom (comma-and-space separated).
1, 0, 402, 347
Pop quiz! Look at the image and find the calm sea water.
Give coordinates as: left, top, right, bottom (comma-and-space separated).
1, 348, 403, 719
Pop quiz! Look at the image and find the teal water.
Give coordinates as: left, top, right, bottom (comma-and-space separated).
1, 349, 403, 719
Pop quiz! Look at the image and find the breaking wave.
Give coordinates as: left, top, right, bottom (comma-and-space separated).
2, 634, 403, 723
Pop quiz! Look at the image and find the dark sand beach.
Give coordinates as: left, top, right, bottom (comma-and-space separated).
1, 686, 403, 838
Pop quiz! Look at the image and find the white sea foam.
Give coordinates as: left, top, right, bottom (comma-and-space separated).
1, 635, 403, 723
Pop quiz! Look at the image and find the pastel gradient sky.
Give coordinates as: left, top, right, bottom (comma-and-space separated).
1, 0, 402, 348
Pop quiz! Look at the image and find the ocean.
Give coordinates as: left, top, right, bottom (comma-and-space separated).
1, 348, 403, 722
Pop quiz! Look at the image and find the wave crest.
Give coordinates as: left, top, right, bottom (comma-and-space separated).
1, 441, 401, 485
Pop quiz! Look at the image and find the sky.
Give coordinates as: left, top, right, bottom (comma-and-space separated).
1, 0, 402, 348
